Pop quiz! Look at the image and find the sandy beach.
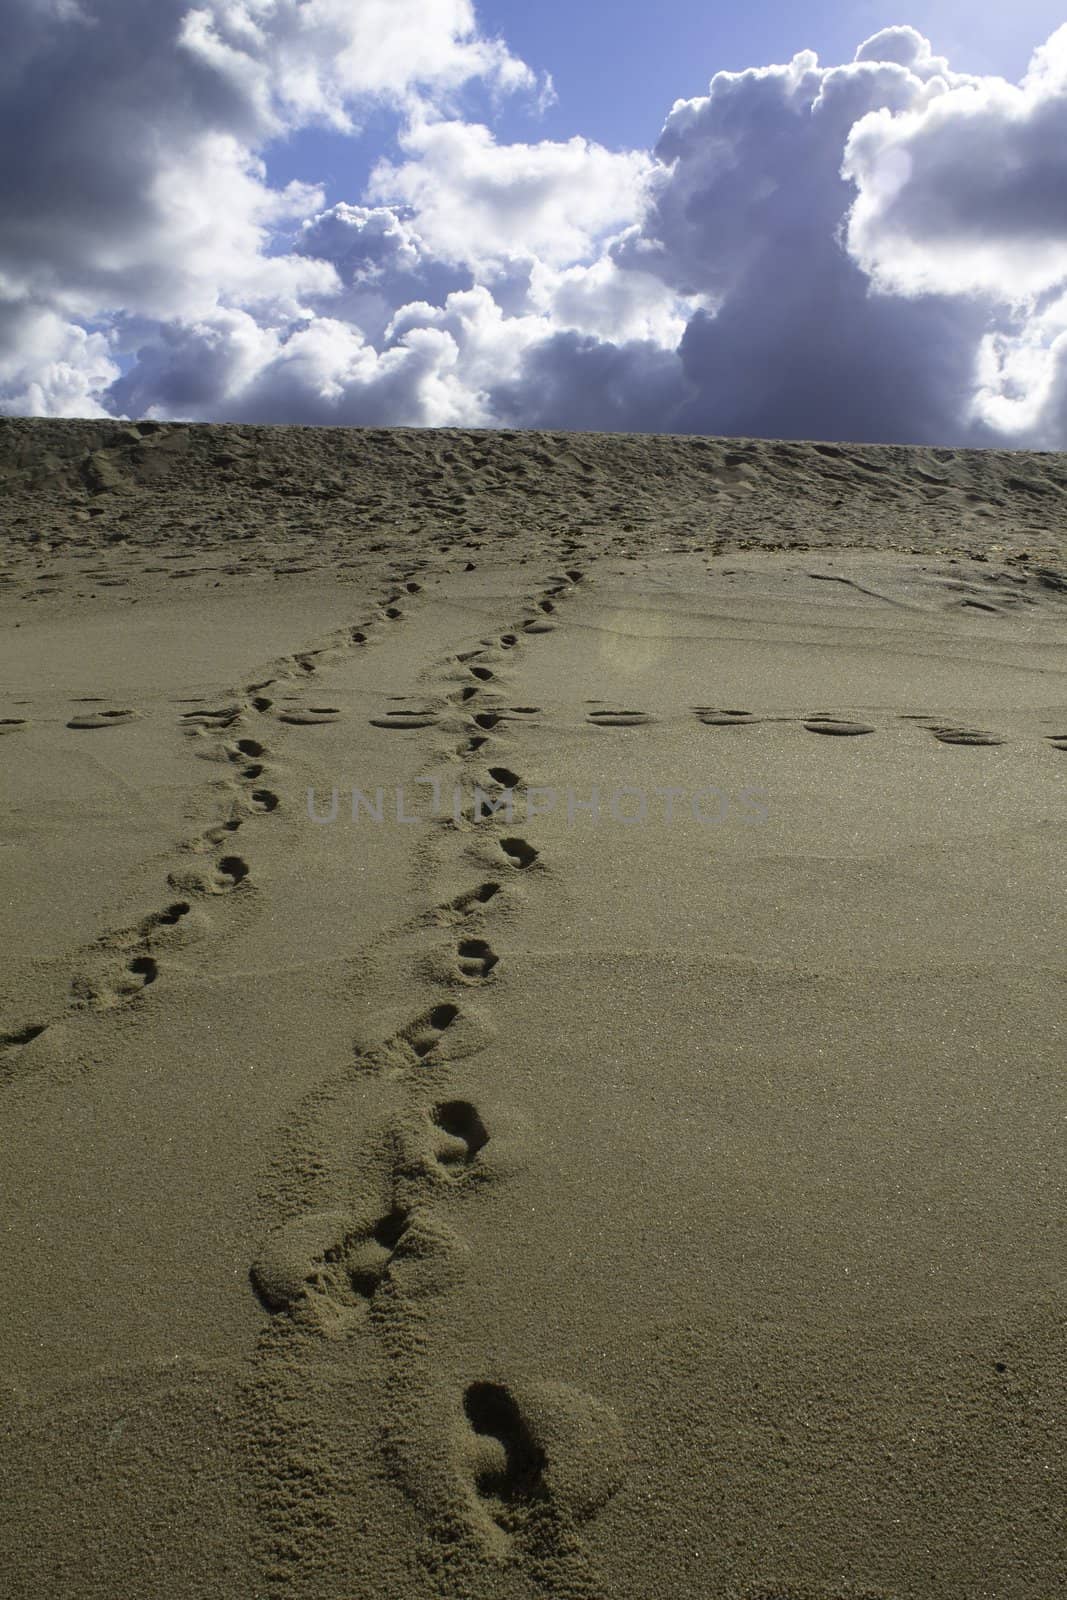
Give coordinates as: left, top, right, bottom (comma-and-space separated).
1, 419, 1065, 1600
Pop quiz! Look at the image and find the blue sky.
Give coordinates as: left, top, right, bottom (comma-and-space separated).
3, 1, 1067, 445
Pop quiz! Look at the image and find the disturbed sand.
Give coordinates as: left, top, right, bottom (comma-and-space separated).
1, 419, 1065, 1599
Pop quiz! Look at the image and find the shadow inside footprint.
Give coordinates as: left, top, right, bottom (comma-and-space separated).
694, 708, 757, 726
403, 1003, 460, 1058
277, 707, 340, 725
457, 939, 498, 980
66, 709, 137, 730
587, 710, 650, 727
464, 1383, 546, 1507
370, 710, 439, 729
433, 1100, 490, 1166
500, 837, 538, 869
932, 725, 1004, 746
803, 715, 875, 736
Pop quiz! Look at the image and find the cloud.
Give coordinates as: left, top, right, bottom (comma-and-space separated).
844, 24, 1067, 301
366, 116, 654, 269
0, 304, 119, 418
2, 6, 1066, 445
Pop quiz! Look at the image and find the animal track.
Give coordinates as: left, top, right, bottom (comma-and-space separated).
457, 939, 498, 980
803, 715, 875, 736
66, 708, 137, 729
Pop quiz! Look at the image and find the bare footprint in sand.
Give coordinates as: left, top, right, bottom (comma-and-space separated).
694, 707, 758, 726
277, 706, 341, 725
66, 708, 138, 730
803, 714, 876, 736
587, 709, 652, 727
930, 725, 1005, 746
370, 709, 440, 729
456, 938, 499, 981
431, 1100, 491, 1170
400, 1002, 461, 1059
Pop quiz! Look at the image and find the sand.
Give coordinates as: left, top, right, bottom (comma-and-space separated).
0, 419, 1065, 1600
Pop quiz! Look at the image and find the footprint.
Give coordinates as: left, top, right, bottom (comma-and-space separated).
457, 939, 498, 980
694, 708, 757, 726
141, 901, 191, 935
401, 1003, 460, 1059
587, 710, 651, 727
66, 709, 137, 730
431, 1100, 490, 1169
250, 1206, 410, 1320
233, 738, 266, 759
509, 707, 541, 716
249, 789, 280, 813
473, 712, 501, 731
0, 718, 27, 735
370, 710, 440, 729
450, 882, 501, 915
803, 715, 875, 736
0, 1022, 49, 1056
499, 634, 518, 648
464, 1383, 546, 1519
277, 707, 340, 725
500, 837, 538, 869
180, 705, 243, 728
469, 667, 494, 682
217, 855, 249, 889
125, 955, 158, 991
523, 620, 554, 634
251, 697, 273, 713
487, 767, 520, 788
931, 725, 1004, 746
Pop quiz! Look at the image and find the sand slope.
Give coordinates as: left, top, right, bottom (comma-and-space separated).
1, 422, 1065, 1600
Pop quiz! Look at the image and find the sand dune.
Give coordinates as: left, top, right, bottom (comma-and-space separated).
1, 421, 1065, 1599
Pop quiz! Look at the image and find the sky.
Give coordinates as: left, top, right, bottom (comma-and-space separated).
2, 0, 1066, 446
